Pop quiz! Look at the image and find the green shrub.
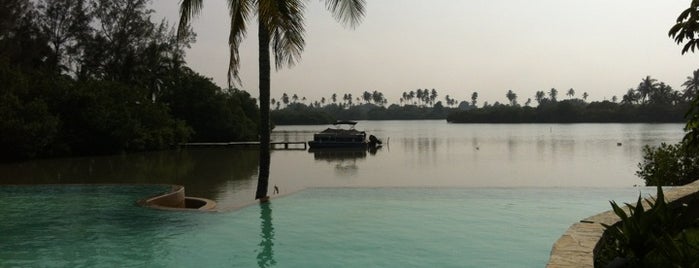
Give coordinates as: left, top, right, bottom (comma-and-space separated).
599, 187, 698, 267
637, 142, 699, 186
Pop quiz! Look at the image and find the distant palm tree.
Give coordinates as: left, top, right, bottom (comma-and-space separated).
362, 91, 371, 104
582, 92, 589, 101
567, 88, 575, 99
471, 92, 478, 107
331, 93, 337, 104
637, 76, 657, 104
622, 88, 639, 104
178, 0, 366, 200
548, 88, 558, 102
535, 91, 546, 105
505, 90, 517, 106
682, 69, 699, 101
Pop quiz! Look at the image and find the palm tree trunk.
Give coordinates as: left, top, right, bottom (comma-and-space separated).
255, 19, 271, 201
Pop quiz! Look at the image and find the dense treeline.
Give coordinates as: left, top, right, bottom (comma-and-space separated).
448, 75, 693, 123
0, 0, 259, 161
271, 88, 462, 124
271, 76, 692, 125
271, 102, 454, 125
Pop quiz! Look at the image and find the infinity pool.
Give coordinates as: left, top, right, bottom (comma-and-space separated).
0, 185, 651, 267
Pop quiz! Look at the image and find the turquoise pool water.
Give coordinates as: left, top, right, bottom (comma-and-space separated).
0, 185, 652, 267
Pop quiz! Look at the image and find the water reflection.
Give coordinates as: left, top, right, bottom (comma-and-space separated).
308, 147, 380, 177
0, 149, 260, 201
257, 202, 276, 267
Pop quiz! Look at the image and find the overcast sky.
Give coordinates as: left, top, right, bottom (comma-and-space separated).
152, 0, 697, 105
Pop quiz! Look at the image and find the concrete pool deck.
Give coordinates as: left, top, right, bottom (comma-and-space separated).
546, 180, 699, 268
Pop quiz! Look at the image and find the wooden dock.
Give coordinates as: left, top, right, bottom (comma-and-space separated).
180, 141, 307, 150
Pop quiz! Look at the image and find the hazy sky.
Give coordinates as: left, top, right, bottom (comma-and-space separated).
153, 1, 697, 105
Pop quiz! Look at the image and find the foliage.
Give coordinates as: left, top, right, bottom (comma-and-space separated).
0, 63, 59, 160
0, 0, 260, 161
447, 99, 687, 123
599, 186, 697, 267
271, 103, 334, 125
669, 0, 699, 54
162, 69, 259, 142
636, 142, 699, 187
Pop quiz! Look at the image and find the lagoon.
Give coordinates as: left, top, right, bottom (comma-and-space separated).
0, 121, 684, 207
0, 121, 686, 267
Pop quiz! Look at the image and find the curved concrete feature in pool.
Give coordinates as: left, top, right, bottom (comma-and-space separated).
139, 185, 216, 211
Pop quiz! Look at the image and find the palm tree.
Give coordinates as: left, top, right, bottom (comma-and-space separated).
362, 91, 371, 104
548, 88, 558, 102
178, 0, 365, 200
505, 90, 517, 106
637, 76, 657, 104
567, 88, 575, 99
682, 69, 699, 101
535, 91, 546, 105
582, 92, 589, 101
471, 92, 478, 107
670, 1, 699, 55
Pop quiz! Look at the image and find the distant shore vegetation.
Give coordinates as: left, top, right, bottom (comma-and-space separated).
0, 0, 259, 161
271, 74, 694, 125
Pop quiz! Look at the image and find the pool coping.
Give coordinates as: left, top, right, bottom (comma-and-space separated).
546, 179, 699, 268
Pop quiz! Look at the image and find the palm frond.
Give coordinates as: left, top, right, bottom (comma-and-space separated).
177, 0, 204, 40
227, 0, 253, 86
260, 0, 306, 70
324, 0, 366, 28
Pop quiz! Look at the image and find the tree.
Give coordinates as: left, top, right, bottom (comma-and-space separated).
362, 90, 371, 104
682, 69, 699, 101
567, 88, 575, 99
178, 0, 366, 200
622, 88, 639, 105
36, 0, 92, 74
525, 98, 531, 107
505, 90, 517, 106
281, 93, 289, 106
548, 88, 558, 102
637, 76, 658, 104
331, 93, 337, 104
430, 88, 438, 106
611, 95, 618, 103
371, 90, 384, 106
669, 1, 699, 54
670, 5, 699, 148
582, 92, 589, 101
471, 92, 478, 107
535, 91, 546, 105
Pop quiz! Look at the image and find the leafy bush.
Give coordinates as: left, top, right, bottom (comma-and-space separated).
599, 187, 698, 267
637, 142, 699, 186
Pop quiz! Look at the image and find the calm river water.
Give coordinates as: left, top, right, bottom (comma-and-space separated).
0, 121, 685, 208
